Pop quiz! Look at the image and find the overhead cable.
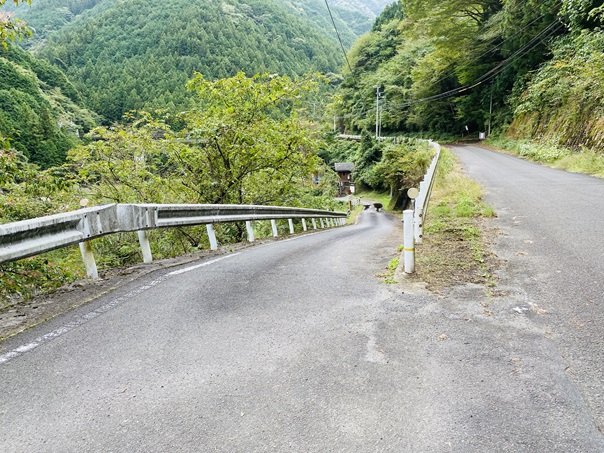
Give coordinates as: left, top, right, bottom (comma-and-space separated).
324, 0, 354, 74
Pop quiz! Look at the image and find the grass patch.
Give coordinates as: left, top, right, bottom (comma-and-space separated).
487, 137, 604, 178
376, 257, 399, 285
409, 148, 498, 292
355, 189, 392, 208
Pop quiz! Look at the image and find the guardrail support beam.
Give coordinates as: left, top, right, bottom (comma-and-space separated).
206, 224, 218, 250
137, 230, 153, 263
246, 221, 255, 242
312, 218, 317, 230
271, 220, 278, 237
79, 241, 99, 279
320, 218, 325, 229
302, 219, 307, 232
288, 219, 294, 234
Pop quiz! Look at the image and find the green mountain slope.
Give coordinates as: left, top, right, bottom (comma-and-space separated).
330, 0, 394, 18
14, 0, 360, 122
0, 44, 97, 167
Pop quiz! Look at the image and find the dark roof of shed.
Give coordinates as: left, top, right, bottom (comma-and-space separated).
334, 162, 354, 172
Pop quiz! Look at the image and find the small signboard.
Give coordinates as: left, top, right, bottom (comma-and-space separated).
407, 188, 419, 199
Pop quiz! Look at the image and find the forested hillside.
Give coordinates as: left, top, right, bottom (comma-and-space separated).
334, 0, 604, 152
5, 0, 382, 123
0, 43, 97, 167
330, 0, 394, 18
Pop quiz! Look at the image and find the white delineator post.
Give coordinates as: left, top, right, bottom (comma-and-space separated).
403, 209, 415, 274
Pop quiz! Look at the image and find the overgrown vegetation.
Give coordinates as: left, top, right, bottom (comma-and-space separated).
0, 72, 340, 306
333, 0, 604, 162
321, 133, 433, 208
487, 136, 604, 178
410, 148, 497, 291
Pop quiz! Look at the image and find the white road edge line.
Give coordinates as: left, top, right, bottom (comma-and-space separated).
168, 253, 241, 276
0, 252, 241, 365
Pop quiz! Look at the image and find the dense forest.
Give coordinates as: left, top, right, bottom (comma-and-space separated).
6, 0, 377, 123
334, 0, 604, 151
0, 43, 97, 167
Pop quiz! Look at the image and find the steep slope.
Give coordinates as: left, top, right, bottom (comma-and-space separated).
15, 0, 357, 122
0, 44, 97, 167
330, 0, 394, 18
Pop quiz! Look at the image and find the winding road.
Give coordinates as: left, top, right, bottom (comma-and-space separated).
1, 144, 604, 452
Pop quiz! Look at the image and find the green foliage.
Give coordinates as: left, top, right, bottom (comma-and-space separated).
67, 72, 338, 249
0, 0, 32, 48
511, 30, 604, 151
0, 252, 83, 307
23, 0, 356, 123
0, 44, 97, 168
334, 0, 576, 139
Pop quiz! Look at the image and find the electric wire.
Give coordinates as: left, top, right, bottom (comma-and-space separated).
423, 0, 563, 92
324, 0, 354, 74
333, 16, 563, 122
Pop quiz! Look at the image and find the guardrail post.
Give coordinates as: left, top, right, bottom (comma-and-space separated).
137, 230, 153, 263
79, 241, 99, 279
271, 220, 279, 237
403, 209, 415, 274
288, 219, 294, 234
246, 221, 255, 242
206, 224, 218, 250
320, 218, 325, 229
302, 219, 307, 232
312, 218, 317, 230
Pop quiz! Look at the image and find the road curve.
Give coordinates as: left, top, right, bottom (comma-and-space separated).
1, 160, 604, 452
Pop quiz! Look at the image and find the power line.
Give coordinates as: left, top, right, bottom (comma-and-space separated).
336, 17, 563, 120
423, 0, 563, 92
324, 0, 353, 74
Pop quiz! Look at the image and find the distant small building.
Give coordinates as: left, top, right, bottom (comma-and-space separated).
335, 162, 355, 196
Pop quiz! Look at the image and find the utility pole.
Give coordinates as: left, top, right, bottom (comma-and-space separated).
378, 103, 384, 140
374, 86, 381, 140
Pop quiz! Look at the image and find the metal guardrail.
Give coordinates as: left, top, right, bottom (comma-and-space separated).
0, 203, 347, 279
414, 141, 441, 244
402, 141, 442, 274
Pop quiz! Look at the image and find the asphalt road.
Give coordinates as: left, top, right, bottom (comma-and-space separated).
451, 145, 604, 432
1, 146, 604, 452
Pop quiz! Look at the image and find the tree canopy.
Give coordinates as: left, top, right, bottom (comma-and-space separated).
334, 0, 604, 150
